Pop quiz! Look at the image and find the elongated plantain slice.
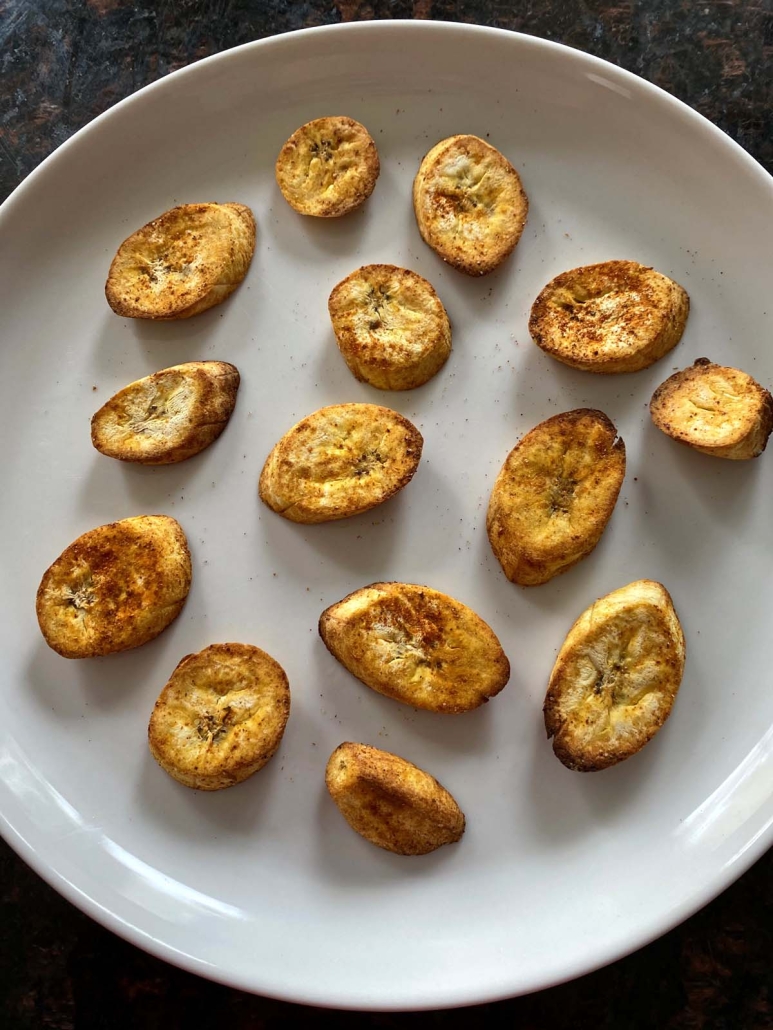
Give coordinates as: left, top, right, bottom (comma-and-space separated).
412, 134, 528, 276
148, 642, 290, 790
486, 409, 626, 586
105, 202, 256, 320
319, 582, 510, 713
91, 361, 240, 465
36, 515, 191, 658
275, 116, 380, 217
259, 403, 422, 523
325, 742, 465, 855
544, 580, 685, 771
328, 264, 452, 390
529, 260, 689, 373
650, 357, 773, 459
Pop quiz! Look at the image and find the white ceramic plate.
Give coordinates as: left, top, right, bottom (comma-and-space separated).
1, 20, 772, 1011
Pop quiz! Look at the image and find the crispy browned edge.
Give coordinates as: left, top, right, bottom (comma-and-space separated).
90, 361, 240, 465
35, 515, 192, 659
543, 581, 686, 772
327, 264, 452, 390
486, 408, 626, 587
105, 203, 256, 320
324, 741, 465, 855
412, 134, 529, 277
528, 260, 690, 374
147, 642, 291, 790
317, 581, 511, 713
275, 116, 380, 218
650, 357, 773, 458
258, 404, 424, 524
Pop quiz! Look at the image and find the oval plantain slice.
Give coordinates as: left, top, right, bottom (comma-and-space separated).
259, 403, 423, 523
36, 515, 191, 659
529, 260, 689, 373
275, 116, 380, 217
148, 642, 290, 791
412, 134, 528, 276
105, 202, 256, 320
325, 742, 465, 855
650, 357, 773, 460
319, 582, 510, 713
328, 264, 452, 391
486, 409, 626, 587
544, 580, 685, 772
91, 361, 240, 465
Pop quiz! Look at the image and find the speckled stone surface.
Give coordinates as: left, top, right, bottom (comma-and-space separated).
2, 2, 773, 1026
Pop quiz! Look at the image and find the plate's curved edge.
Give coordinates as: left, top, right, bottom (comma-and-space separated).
2, 19, 773, 1010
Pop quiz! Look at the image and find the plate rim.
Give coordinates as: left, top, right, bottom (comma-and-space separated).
2, 19, 772, 1010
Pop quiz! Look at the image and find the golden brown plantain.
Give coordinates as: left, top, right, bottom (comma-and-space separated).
148, 642, 290, 790
544, 580, 685, 771
319, 581, 510, 713
275, 116, 380, 217
36, 515, 191, 658
325, 742, 465, 855
328, 264, 452, 390
105, 202, 255, 320
486, 409, 626, 586
529, 260, 689, 373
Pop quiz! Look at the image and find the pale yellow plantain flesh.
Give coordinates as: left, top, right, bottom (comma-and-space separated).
325, 742, 465, 855
486, 409, 626, 586
91, 361, 240, 465
36, 515, 192, 659
529, 260, 689, 373
258, 403, 423, 523
412, 134, 528, 276
105, 202, 256, 320
328, 264, 452, 390
319, 582, 510, 713
275, 116, 380, 217
148, 642, 290, 791
650, 358, 773, 459
544, 580, 685, 771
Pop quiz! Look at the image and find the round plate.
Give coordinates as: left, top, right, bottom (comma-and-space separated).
1, 21, 772, 1011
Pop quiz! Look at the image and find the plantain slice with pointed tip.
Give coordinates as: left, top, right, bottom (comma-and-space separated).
487, 409, 626, 586
412, 134, 528, 276
148, 642, 290, 790
319, 581, 510, 713
259, 403, 422, 523
105, 202, 256, 320
275, 116, 380, 217
650, 357, 773, 459
36, 515, 191, 658
328, 264, 452, 390
91, 361, 240, 465
544, 580, 686, 772
325, 742, 465, 855
529, 260, 689, 373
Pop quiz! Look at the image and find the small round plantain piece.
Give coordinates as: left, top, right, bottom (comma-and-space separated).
105, 202, 256, 320
544, 580, 685, 772
319, 582, 510, 713
650, 358, 773, 460
148, 642, 290, 791
275, 116, 380, 217
36, 515, 191, 659
91, 361, 240, 465
259, 403, 423, 524
487, 409, 626, 587
412, 134, 528, 276
529, 260, 689, 373
325, 742, 465, 855
328, 264, 452, 391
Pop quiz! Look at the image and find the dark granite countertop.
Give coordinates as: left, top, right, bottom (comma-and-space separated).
2, 2, 772, 1027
